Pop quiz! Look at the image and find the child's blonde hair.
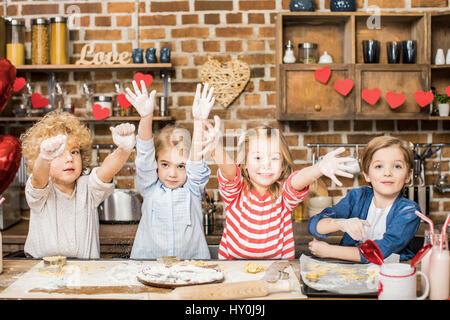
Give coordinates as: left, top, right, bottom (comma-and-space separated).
237, 126, 294, 202
154, 125, 191, 160
361, 136, 414, 174
20, 111, 93, 172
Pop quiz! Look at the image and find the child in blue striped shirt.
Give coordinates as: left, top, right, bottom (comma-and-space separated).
127, 81, 215, 259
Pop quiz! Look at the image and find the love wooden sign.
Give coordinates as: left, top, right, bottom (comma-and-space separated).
75, 44, 131, 65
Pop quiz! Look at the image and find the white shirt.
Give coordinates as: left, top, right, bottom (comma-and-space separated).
365, 199, 393, 241
24, 167, 114, 259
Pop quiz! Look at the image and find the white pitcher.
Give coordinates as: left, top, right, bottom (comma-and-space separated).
378, 263, 429, 300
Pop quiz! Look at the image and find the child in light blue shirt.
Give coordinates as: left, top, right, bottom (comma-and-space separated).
127, 81, 215, 259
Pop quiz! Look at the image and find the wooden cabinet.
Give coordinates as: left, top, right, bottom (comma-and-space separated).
276, 11, 449, 121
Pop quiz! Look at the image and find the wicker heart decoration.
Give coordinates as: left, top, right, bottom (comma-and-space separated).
200, 56, 250, 108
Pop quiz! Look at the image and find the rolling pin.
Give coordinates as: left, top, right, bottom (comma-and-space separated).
148, 279, 295, 300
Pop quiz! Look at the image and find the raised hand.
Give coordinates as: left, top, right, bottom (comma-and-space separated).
125, 80, 156, 118
317, 147, 355, 186
40, 134, 67, 161
110, 123, 136, 152
192, 83, 215, 120
199, 115, 221, 157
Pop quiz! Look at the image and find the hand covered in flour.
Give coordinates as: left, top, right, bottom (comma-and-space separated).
39, 134, 67, 161
192, 83, 215, 120
110, 123, 136, 152
317, 147, 355, 186
199, 115, 222, 157
308, 238, 332, 258
125, 80, 156, 118
335, 218, 370, 242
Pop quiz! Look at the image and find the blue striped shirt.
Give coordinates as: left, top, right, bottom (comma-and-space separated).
130, 136, 211, 259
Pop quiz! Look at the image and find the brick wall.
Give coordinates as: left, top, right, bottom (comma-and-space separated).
1, 0, 449, 222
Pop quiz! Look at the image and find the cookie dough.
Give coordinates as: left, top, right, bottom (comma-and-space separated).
244, 262, 264, 274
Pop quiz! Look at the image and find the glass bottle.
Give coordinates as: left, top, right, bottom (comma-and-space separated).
420, 229, 437, 293
283, 40, 296, 64
31, 18, 49, 65
429, 231, 449, 300
6, 19, 25, 66
50, 17, 68, 64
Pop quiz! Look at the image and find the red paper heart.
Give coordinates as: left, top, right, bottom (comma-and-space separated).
92, 103, 111, 120
386, 91, 405, 109
362, 88, 381, 106
117, 93, 131, 110
314, 66, 331, 84
334, 79, 354, 96
446, 86, 450, 96
13, 77, 26, 92
414, 90, 434, 108
31, 92, 49, 109
134, 72, 153, 88
0, 135, 22, 195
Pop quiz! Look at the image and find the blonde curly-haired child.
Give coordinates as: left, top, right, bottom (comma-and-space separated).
20, 111, 135, 259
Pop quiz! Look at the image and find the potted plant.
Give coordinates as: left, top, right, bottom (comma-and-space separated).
434, 94, 450, 117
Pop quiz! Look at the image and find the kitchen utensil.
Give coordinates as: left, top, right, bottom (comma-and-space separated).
148, 279, 295, 300
263, 261, 290, 283
410, 244, 432, 268
358, 240, 384, 265
414, 210, 434, 243
98, 189, 142, 223
378, 263, 429, 300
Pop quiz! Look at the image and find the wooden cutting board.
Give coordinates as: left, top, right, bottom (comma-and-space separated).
0, 260, 306, 300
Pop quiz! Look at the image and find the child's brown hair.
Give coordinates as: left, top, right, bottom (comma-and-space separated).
361, 136, 414, 174
237, 126, 294, 202
154, 125, 191, 160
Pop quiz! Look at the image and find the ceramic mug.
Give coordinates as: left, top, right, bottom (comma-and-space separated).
378, 263, 429, 300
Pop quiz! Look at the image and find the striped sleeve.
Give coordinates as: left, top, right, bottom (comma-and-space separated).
217, 164, 243, 206
282, 170, 310, 211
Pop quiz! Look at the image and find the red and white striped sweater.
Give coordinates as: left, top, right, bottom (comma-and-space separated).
217, 165, 309, 260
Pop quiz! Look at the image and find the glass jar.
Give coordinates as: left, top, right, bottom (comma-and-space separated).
298, 43, 318, 64
94, 95, 113, 114
32, 18, 49, 65
50, 17, 68, 64
283, 40, 296, 64
6, 19, 25, 66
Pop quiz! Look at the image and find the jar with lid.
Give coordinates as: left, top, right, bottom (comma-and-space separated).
32, 18, 49, 65
94, 96, 113, 116
50, 17, 68, 64
6, 19, 25, 66
298, 43, 318, 64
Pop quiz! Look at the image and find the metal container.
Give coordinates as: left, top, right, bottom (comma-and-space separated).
98, 190, 142, 223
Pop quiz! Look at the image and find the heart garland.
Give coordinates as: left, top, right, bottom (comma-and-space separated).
134, 72, 153, 89
414, 90, 434, 108
313, 67, 447, 110
13, 77, 26, 93
31, 92, 49, 109
362, 88, 381, 106
92, 103, 111, 120
386, 91, 406, 109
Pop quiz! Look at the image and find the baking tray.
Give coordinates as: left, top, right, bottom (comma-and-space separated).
300, 256, 378, 298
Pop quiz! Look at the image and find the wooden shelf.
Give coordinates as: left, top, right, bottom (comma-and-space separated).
15, 63, 172, 72
431, 65, 450, 69
0, 116, 174, 122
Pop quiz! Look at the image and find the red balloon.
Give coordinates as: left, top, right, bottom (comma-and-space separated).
0, 58, 17, 113
0, 135, 22, 195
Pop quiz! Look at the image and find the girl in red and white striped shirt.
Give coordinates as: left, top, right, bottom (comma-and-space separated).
201, 117, 354, 260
